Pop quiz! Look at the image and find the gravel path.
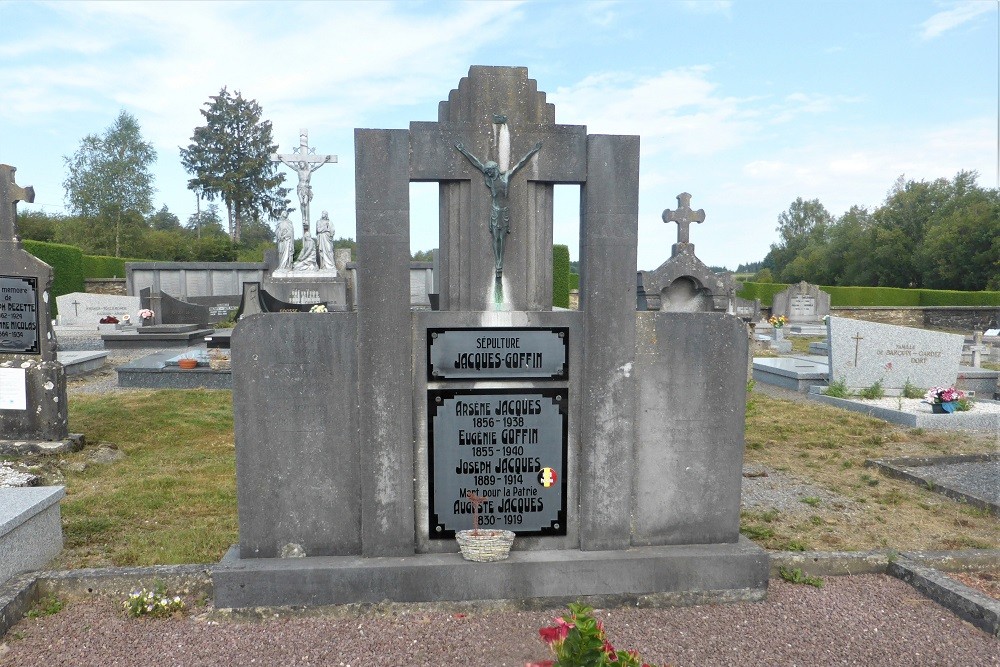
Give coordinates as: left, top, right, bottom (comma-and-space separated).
1, 575, 996, 666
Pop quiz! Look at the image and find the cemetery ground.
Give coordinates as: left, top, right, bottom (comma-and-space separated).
2, 377, 997, 665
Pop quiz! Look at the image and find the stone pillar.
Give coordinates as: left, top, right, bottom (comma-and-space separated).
578, 134, 640, 551
355, 129, 415, 556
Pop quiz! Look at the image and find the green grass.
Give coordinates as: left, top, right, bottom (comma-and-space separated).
59, 389, 236, 568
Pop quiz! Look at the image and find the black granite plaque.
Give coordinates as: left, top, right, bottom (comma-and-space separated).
427, 328, 568, 380
0, 275, 40, 354
428, 388, 567, 538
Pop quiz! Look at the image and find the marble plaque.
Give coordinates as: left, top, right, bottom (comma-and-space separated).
428, 389, 567, 537
0, 275, 39, 354
55, 292, 140, 327
428, 328, 568, 380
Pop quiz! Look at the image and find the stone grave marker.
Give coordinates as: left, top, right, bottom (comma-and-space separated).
0, 164, 82, 455
772, 281, 830, 323
216, 66, 766, 610
827, 316, 965, 394
55, 292, 140, 327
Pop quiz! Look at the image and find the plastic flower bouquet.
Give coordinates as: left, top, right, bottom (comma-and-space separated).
138, 308, 155, 320
923, 386, 966, 413
528, 602, 666, 667
767, 315, 787, 328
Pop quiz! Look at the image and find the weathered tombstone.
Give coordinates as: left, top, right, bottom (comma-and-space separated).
638, 193, 739, 313
215, 67, 766, 609
827, 316, 965, 394
0, 165, 82, 455
772, 281, 831, 323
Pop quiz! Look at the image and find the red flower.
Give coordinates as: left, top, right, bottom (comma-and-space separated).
525, 661, 554, 667
539, 626, 562, 644
603, 638, 617, 657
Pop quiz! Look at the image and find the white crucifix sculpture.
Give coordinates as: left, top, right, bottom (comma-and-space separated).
662, 192, 706, 256
271, 129, 337, 235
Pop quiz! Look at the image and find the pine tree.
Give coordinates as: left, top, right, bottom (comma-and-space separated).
179, 88, 289, 242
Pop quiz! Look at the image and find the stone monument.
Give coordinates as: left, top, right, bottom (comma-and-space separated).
0, 165, 82, 455
771, 281, 831, 329
638, 192, 744, 314
216, 67, 766, 609
265, 131, 347, 309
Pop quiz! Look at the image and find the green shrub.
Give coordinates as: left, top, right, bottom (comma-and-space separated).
902, 379, 924, 399
23, 240, 85, 317
824, 378, 851, 398
552, 244, 570, 308
737, 282, 789, 307
857, 379, 885, 400
82, 254, 134, 279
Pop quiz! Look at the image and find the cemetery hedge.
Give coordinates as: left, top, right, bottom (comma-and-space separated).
553, 244, 570, 308
23, 240, 86, 315
738, 281, 1000, 308
82, 254, 133, 280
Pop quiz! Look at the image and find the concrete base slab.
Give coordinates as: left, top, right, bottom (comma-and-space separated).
0, 434, 85, 456
0, 487, 65, 586
101, 328, 214, 349
865, 454, 999, 516
752, 355, 829, 392
213, 538, 769, 609
889, 558, 1000, 637
56, 350, 108, 377
117, 349, 231, 389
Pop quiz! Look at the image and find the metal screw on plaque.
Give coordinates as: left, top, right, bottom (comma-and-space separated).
431, 332, 438, 339
436, 396, 443, 404
556, 395, 562, 402
435, 525, 442, 532
554, 523, 559, 529
558, 331, 564, 338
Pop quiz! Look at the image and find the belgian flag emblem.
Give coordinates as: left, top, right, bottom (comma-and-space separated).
538, 467, 557, 488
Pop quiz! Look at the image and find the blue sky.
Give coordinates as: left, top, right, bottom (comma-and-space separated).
1, 0, 997, 271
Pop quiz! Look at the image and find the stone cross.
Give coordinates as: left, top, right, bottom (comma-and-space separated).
1, 164, 35, 245
662, 192, 705, 255
271, 130, 337, 234
969, 331, 988, 368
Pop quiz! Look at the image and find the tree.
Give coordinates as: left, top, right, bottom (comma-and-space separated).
186, 203, 226, 238
179, 88, 289, 243
149, 205, 181, 231
63, 110, 157, 257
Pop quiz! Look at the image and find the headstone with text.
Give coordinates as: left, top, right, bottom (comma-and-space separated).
772, 281, 831, 323
0, 164, 81, 455
55, 292, 140, 327
218, 67, 766, 610
827, 316, 965, 394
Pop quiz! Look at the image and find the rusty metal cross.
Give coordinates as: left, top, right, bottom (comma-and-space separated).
0, 164, 35, 244
662, 192, 705, 244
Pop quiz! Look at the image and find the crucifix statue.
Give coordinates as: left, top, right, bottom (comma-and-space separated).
455, 129, 542, 285
1, 164, 35, 245
271, 130, 337, 234
662, 192, 705, 256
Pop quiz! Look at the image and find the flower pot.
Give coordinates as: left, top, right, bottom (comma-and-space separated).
455, 529, 515, 562
932, 401, 957, 414
178, 358, 198, 370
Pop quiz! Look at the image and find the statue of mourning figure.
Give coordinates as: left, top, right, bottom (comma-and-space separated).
274, 211, 337, 274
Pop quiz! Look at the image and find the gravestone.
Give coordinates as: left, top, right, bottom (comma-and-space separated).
827, 316, 965, 394
638, 193, 739, 313
55, 292, 140, 327
772, 281, 830, 323
216, 67, 766, 609
0, 165, 82, 455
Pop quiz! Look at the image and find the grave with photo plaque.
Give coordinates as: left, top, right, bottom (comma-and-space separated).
217, 67, 766, 610
0, 164, 82, 455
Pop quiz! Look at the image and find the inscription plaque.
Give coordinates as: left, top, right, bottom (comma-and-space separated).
0, 275, 40, 354
428, 389, 567, 537
428, 328, 568, 380
789, 294, 816, 320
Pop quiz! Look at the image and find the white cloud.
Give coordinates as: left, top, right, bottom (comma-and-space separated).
920, 0, 995, 39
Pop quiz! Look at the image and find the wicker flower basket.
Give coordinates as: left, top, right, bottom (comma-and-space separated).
455, 529, 515, 562
209, 357, 231, 371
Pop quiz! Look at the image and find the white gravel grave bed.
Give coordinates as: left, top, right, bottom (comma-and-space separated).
808, 391, 1000, 431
